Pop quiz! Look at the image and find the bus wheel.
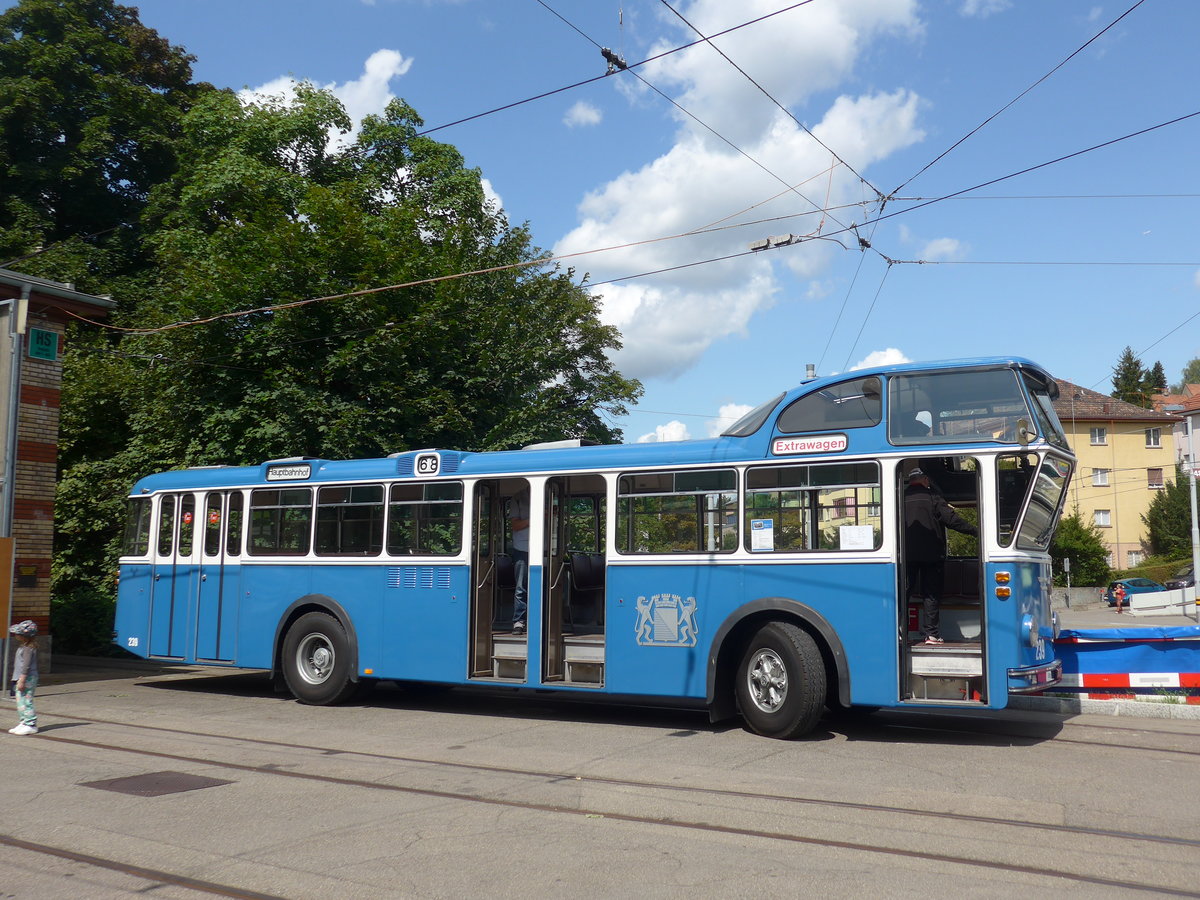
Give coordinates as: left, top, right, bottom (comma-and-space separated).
282, 612, 357, 705
736, 622, 825, 739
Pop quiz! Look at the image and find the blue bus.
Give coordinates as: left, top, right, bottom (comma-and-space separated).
115, 357, 1073, 738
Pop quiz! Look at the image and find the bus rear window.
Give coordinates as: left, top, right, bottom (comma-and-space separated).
123, 498, 152, 556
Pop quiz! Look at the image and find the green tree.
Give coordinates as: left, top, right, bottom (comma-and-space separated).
0, 0, 207, 284
55, 85, 642, 603
1147, 361, 1167, 395
1111, 346, 1150, 408
1143, 465, 1193, 558
1173, 357, 1200, 393
1049, 511, 1112, 587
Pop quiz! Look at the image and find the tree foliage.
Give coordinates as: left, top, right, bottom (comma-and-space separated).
0, 1, 642, 618
1110, 346, 1166, 409
1147, 361, 1167, 395
1049, 511, 1112, 587
1173, 357, 1200, 393
0, 0, 208, 282
1142, 465, 1194, 559
53, 82, 641, 602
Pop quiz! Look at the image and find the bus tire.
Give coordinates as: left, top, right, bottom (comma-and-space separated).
736, 622, 825, 739
281, 612, 357, 705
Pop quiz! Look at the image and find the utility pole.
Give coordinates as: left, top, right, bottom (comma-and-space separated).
1187, 411, 1200, 622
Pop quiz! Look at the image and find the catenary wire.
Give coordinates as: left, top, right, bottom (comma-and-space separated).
658, 0, 883, 200
56, 109, 1200, 337
892, 0, 1148, 194
420, 0, 823, 136
534, 0, 866, 241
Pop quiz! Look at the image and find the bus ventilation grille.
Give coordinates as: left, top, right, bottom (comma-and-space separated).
394, 452, 462, 477
388, 567, 452, 590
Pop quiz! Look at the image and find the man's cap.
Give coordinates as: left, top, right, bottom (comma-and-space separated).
907, 467, 926, 481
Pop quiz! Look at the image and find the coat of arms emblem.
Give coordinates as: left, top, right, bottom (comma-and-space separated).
634, 594, 698, 647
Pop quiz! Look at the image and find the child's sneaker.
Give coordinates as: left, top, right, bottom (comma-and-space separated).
8, 723, 37, 735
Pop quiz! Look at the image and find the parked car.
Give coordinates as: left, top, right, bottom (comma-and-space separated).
1163, 564, 1194, 591
1103, 577, 1165, 607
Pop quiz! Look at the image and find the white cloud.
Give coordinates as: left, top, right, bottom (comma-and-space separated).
850, 347, 911, 370
961, 0, 1011, 17
564, 101, 602, 128
559, 89, 925, 379
637, 420, 692, 443
239, 49, 412, 149
1193, 268, 1200, 289
481, 177, 504, 215
555, 2, 927, 381
707, 403, 753, 437
918, 237, 967, 261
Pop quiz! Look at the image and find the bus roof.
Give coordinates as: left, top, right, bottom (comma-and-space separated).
127, 356, 1058, 495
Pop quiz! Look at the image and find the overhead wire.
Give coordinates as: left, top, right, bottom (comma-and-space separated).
892, 0, 1148, 194
54, 106, 1200, 341
421, 0, 825, 136
533, 0, 866, 241
657, 0, 884, 201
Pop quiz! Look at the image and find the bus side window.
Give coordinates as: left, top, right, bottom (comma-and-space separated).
315, 484, 384, 556
745, 462, 882, 553
249, 488, 313, 556
387, 481, 464, 556
617, 470, 737, 554
157, 496, 175, 557
226, 492, 244, 556
204, 493, 222, 557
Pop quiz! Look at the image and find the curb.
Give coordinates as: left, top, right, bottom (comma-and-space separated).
1010, 694, 1200, 720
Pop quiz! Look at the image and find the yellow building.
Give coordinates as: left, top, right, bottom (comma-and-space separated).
1053, 379, 1180, 569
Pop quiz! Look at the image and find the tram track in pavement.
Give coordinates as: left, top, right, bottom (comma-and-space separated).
0, 833, 289, 900
28, 714, 1200, 897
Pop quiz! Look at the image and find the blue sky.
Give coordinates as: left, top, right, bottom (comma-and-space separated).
117, 0, 1199, 442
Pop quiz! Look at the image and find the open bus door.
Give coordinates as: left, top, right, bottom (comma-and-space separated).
470, 478, 531, 681
543, 475, 607, 687
898, 455, 986, 704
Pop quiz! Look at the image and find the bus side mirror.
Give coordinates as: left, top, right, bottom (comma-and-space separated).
1016, 418, 1035, 446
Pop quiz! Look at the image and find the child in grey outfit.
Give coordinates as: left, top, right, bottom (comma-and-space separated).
9, 619, 38, 735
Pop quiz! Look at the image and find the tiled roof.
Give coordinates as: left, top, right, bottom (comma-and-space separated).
1152, 384, 1200, 412
1052, 378, 1180, 423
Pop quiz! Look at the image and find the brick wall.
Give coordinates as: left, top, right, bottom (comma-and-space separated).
9, 320, 63, 631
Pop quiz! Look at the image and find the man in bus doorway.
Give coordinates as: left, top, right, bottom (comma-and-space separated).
509, 487, 530, 635
904, 467, 978, 645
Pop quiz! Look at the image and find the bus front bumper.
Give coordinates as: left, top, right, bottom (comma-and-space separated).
1007, 659, 1062, 694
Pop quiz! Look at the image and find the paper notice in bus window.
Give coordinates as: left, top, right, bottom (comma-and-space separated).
839, 525, 873, 551
750, 518, 774, 551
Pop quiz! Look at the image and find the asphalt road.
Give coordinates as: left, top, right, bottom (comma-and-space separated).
3, 661, 1199, 898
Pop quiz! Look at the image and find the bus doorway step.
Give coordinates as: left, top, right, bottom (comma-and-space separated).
491, 633, 528, 680
909, 643, 983, 678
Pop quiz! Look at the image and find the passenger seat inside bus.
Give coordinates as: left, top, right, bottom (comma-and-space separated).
565, 551, 605, 634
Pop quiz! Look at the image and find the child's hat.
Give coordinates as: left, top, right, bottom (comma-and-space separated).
9, 620, 36, 636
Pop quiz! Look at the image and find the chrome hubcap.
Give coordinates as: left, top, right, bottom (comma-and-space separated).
297, 634, 334, 685
747, 648, 788, 713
